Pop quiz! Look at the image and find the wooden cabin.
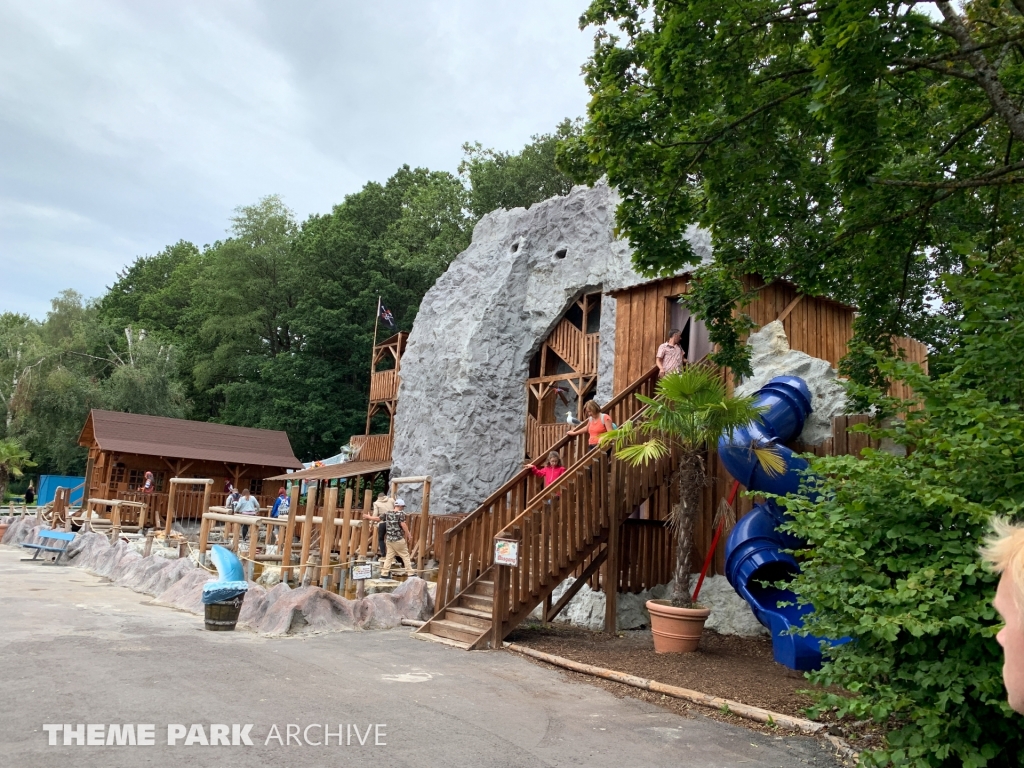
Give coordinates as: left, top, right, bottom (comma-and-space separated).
77, 410, 303, 520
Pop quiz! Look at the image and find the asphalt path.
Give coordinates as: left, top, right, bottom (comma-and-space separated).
0, 546, 843, 767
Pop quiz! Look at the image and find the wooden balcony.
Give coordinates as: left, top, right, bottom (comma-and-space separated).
370, 369, 399, 403
350, 433, 394, 463
525, 416, 571, 460
545, 318, 599, 375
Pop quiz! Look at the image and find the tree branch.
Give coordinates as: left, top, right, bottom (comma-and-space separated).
868, 158, 1024, 189
935, 1, 1024, 143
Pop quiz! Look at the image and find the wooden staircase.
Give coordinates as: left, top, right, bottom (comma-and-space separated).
414, 365, 674, 649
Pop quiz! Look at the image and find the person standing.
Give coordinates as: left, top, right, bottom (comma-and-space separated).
983, 518, 1024, 713
569, 400, 614, 447
24, 481, 35, 507
141, 471, 155, 495
372, 492, 395, 562
373, 498, 413, 579
656, 329, 686, 377
233, 488, 260, 541
270, 487, 289, 518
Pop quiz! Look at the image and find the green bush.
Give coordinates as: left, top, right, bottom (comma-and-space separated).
782, 260, 1024, 767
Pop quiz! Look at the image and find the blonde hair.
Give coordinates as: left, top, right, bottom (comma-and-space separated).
546, 451, 562, 468
584, 400, 601, 417
981, 517, 1024, 609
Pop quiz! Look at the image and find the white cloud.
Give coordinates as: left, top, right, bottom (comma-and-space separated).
0, 0, 593, 317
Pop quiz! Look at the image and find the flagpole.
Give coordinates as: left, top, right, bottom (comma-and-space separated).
370, 295, 381, 380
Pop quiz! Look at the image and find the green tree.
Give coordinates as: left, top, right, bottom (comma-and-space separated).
461, 119, 581, 217
0, 437, 34, 501
564, 1, 1024, 388
782, 256, 1024, 767
605, 366, 777, 606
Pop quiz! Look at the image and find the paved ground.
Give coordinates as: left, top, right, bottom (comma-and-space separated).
0, 547, 843, 767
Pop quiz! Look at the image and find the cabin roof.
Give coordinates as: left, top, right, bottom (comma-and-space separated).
265, 460, 391, 481
78, 410, 304, 469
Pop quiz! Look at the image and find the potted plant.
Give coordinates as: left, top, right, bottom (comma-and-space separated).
603, 366, 780, 653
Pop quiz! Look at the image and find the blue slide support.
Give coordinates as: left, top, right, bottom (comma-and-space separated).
718, 376, 827, 671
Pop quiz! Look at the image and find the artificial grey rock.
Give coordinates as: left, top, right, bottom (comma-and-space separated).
392, 181, 711, 513
526, 575, 765, 636
735, 320, 848, 445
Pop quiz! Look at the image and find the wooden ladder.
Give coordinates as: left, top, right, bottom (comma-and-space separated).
414, 365, 673, 649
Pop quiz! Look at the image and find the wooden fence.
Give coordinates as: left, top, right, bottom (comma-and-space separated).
349, 434, 394, 462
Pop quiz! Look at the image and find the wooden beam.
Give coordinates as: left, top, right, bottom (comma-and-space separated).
281, 485, 300, 584
547, 547, 608, 622
418, 478, 430, 573
776, 293, 805, 324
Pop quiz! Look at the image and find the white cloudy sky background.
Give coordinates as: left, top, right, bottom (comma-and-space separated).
0, 1, 594, 318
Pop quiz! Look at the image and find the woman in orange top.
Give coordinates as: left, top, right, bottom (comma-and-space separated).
569, 400, 613, 446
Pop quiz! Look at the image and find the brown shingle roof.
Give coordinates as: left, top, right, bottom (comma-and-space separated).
78, 410, 303, 469
265, 460, 391, 481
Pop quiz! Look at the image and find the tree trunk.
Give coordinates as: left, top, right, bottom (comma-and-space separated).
0, 467, 8, 506
670, 451, 705, 607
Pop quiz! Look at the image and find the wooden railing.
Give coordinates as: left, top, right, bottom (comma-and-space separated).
430, 365, 661, 621
118, 489, 276, 525
525, 417, 571, 460
370, 369, 399, 402
546, 319, 600, 375
349, 433, 394, 462
491, 415, 675, 641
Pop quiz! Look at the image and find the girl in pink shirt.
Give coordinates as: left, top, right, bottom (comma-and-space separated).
526, 451, 567, 487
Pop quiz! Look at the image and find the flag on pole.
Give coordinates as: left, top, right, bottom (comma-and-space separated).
379, 303, 396, 328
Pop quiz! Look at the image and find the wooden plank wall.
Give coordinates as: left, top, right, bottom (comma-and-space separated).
611, 277, 689, 395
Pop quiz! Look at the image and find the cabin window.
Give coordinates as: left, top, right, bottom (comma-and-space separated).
248, 479, 264, 496
110, 463, 126, 487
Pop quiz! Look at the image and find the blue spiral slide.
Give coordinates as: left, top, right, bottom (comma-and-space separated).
717, 376, 828, 671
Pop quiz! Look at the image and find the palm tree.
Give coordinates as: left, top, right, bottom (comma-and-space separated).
0, 438, 35, 503
603, 365, 781, 608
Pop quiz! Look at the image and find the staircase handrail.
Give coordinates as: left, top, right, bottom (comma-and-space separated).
444, 364, 660, 539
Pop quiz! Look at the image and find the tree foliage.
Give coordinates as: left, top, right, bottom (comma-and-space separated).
461, 119, 581, 217
781, 257, 1024, 767
605, 366, 771, 607
564, 0, 1024, 388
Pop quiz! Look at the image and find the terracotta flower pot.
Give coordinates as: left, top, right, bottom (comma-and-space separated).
646, 599, 711, 653
0, 523, 8, 542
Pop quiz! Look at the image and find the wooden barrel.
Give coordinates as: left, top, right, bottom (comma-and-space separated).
203, 595, 245, 631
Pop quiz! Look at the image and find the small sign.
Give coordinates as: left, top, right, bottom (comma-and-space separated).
352, 564, 372, 580
494, 538, 519, 567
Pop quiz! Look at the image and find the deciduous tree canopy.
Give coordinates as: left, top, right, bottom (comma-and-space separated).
563, 0, 1024, 386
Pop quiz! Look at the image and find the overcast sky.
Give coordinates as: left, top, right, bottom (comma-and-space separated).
0, 1, 594, 319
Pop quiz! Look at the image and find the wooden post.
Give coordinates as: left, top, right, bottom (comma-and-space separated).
298, 482, 318, 585
281, 485, 300, 584
418, 478, 431, 574
361, 489, 373, 559
200, 482, 212, 531
198, 515, 211, 565
320, 487, 338, 589
338, 488, 354, 574
604, 455, 620, 635
144, 532, 155, 558
163, 482, 178, 539
492, 564, 508, 650
109, 502, 121, 544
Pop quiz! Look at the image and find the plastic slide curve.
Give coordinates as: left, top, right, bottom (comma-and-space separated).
201, 544, 249, 605
717, 376, 828, 671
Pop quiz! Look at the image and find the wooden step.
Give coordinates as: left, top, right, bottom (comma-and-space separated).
471, 579, 494, 596
445, 605, 491, 629
459, 592, 493, 612
411, 629, 471, 650
428, 619, 484, 645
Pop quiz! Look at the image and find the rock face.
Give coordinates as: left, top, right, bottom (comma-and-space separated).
734, 320, 848, 445
526, 574, 765, 636
392, 181, 711, 513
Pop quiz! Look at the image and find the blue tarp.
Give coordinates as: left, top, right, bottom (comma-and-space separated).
37, 475, 85, 506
